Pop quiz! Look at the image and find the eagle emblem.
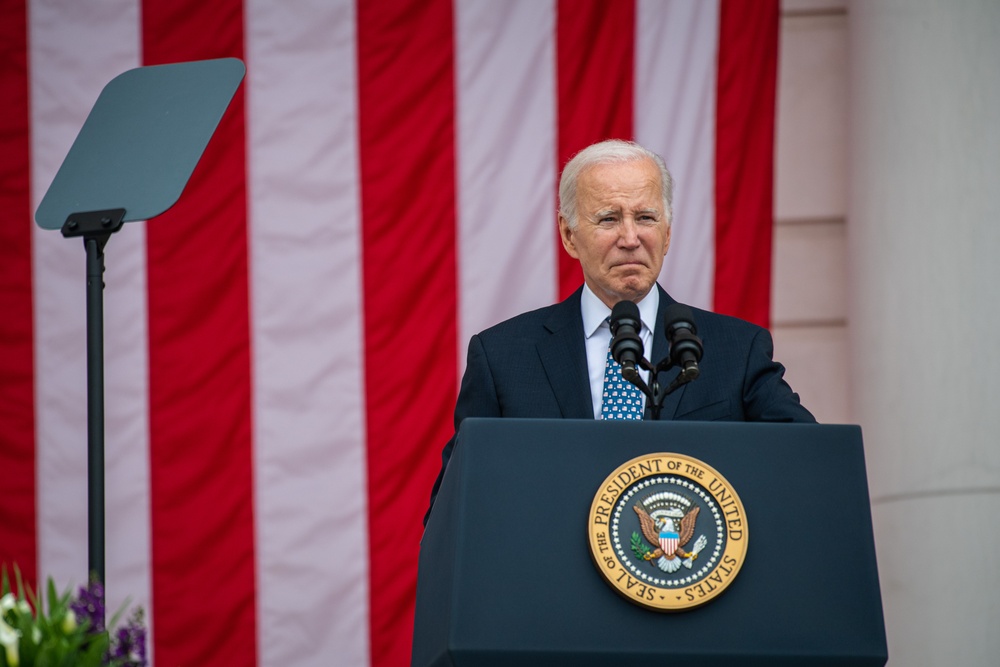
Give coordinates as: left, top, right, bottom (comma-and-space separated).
589, 453, 749, 611
632, 496, 708, 573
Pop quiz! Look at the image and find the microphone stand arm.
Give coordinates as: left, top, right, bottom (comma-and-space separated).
629, 356, 699, 421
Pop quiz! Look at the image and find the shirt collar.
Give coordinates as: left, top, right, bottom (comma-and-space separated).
581, 284, 659, 339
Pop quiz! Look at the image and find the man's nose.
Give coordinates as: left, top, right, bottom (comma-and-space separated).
617, 218, 641, 247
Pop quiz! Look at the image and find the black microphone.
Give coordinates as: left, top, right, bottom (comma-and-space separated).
610, 300, 644, 383
664, 303, 703, 382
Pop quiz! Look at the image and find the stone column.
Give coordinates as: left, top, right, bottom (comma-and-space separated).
847, 1, 1000, 664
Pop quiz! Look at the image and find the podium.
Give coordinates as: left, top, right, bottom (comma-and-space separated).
413, 419, 887, 666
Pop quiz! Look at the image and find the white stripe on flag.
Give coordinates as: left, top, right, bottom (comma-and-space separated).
636, 0, 720, 311
245, 0, 370, 664
455, 0, 558, 365
29, 0, 153, 646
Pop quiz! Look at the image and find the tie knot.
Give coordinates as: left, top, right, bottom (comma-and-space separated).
606, 315, 641, 333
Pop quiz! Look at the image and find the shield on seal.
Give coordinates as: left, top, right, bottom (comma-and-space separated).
659, 530, 679, 555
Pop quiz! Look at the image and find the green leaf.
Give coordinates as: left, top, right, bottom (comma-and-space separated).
46, 579, 61, 619
13, 564, 25, 601
630, 531, 651, 559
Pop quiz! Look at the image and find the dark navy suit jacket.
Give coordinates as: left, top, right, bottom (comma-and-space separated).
426, 285, 815, 519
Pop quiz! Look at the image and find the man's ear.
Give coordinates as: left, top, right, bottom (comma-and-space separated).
559, 215, 579, 259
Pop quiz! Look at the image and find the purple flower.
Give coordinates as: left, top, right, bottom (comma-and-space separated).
109, 610, 147, 667
66, 578, 148, 666
69, 579, 106, 633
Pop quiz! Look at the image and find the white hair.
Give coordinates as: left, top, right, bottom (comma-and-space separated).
558, 139, 673, 229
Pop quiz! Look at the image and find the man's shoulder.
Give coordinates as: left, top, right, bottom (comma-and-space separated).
687, 304, 763, 335
670, 300, 775, 363
658, 287, 764, 338
476, 299, 572, 342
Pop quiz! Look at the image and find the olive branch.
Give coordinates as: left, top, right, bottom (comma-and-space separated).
630, 532, 651, 560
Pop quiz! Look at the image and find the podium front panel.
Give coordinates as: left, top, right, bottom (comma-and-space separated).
414, 419, 887, 666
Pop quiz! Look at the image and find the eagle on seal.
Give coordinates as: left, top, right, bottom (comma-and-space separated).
633, 504, 706, 573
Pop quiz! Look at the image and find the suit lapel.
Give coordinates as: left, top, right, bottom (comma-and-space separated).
537, 289, 594, 419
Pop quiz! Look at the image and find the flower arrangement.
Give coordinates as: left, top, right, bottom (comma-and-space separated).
0, 565, 146, 667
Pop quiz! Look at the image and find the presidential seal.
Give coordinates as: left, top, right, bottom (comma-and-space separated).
587, 453, 748, 611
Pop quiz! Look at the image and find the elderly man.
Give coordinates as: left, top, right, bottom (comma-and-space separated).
426, 139, 813, 520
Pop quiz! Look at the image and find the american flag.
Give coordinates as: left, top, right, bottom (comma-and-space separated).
0, 1, 777, 665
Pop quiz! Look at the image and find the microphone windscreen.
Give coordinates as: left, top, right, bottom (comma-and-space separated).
610, 300, 640, 326
663, 303, 697, 334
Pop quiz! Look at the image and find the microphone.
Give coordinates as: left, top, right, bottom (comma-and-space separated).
663, 303, 703, 382
610, 300, 644, 383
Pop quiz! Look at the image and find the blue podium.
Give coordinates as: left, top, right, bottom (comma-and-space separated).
413, 419, 887, 666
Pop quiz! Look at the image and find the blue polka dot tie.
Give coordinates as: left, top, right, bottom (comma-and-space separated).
600, 333, 644, 420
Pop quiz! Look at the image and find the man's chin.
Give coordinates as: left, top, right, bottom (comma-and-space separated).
602, 280, 655, 305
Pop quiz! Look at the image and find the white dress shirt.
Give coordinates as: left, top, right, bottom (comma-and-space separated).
580, 285, 659, 419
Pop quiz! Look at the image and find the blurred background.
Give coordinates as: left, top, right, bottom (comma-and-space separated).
774, 1, 999, 665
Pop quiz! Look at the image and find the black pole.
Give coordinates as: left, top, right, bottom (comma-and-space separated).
65, 209, 122, 629
84, 236, 106, 608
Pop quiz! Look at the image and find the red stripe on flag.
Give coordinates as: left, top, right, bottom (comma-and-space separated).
714, 0, 779, 327
0, 0, 37, 589
141, 2, 257, 665
356, 1, 458, 665
556, 0, 636, 300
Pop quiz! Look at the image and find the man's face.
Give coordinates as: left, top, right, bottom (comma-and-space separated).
559, 158, 671, 308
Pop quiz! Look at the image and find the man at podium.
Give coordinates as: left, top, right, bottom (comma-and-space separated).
427, 139, 814, 521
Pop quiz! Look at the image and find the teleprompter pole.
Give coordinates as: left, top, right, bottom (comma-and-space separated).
85, 235, 106, 589
64, 208, 125, 626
